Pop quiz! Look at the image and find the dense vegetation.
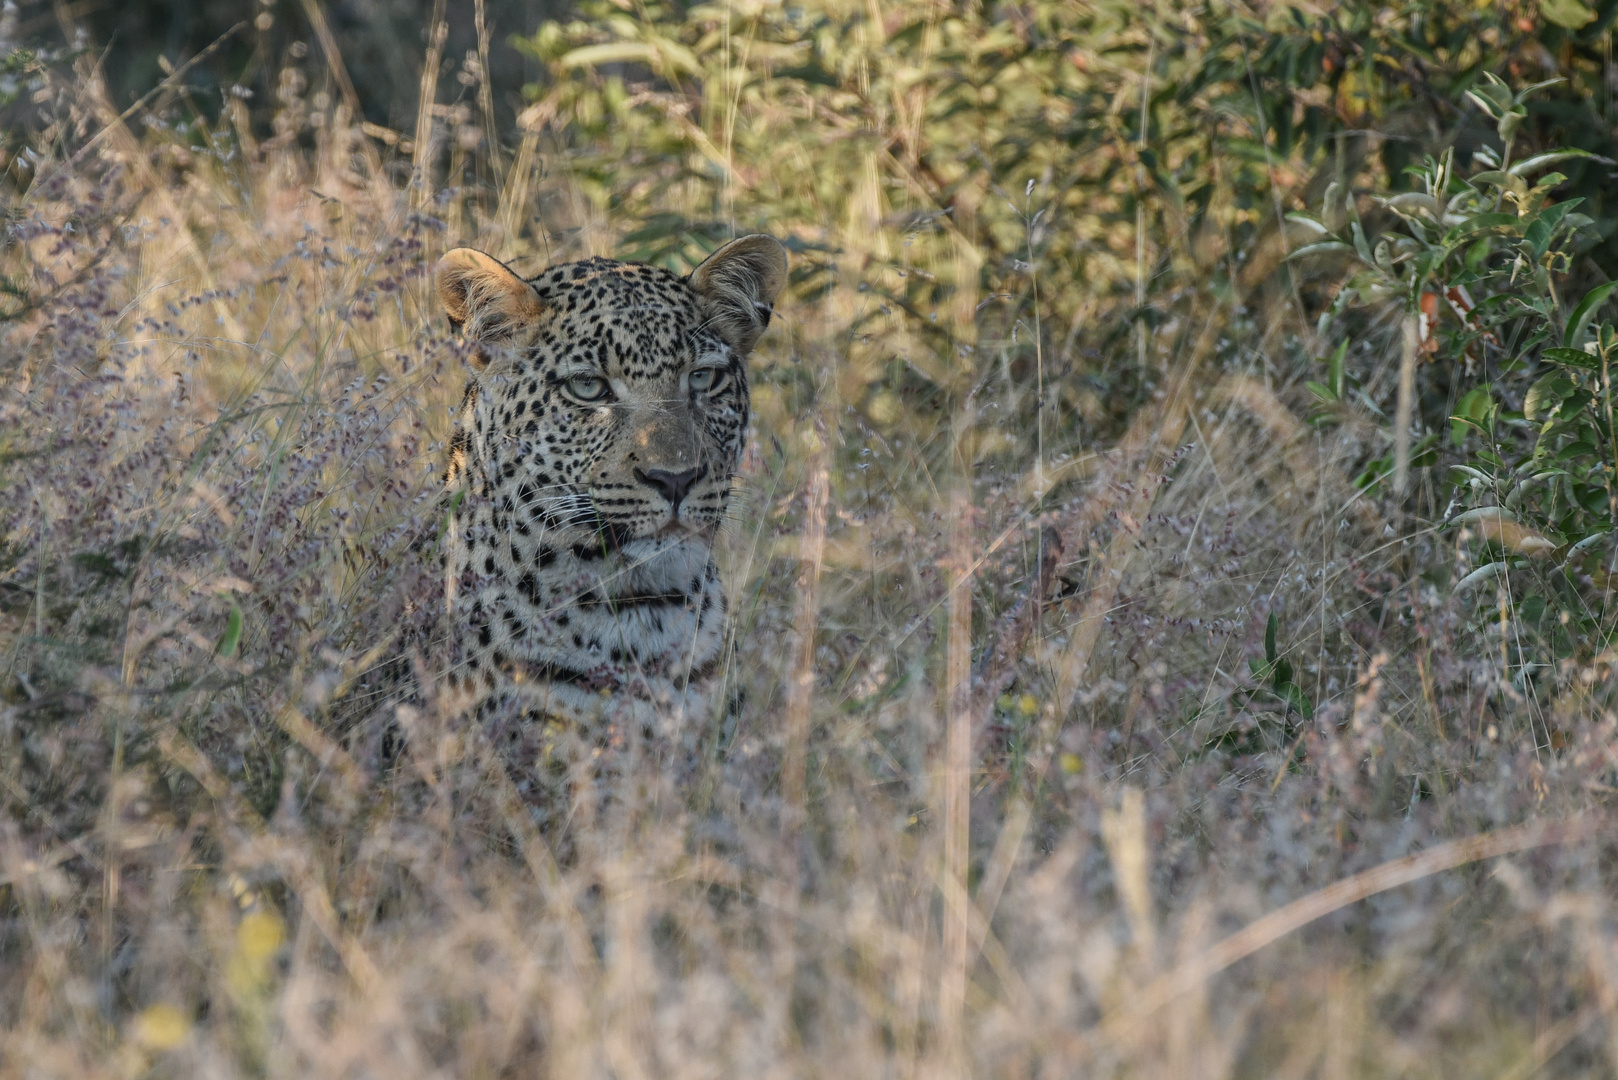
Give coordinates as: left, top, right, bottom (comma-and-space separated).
5, 0, 1618, 1074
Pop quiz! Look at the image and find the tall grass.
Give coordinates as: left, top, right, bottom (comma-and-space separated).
3, 2, 1618, 1076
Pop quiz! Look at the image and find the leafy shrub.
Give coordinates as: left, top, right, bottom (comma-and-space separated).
1297, 72, 1618, 665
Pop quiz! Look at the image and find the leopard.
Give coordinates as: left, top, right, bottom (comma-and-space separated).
431, 235, 787, 744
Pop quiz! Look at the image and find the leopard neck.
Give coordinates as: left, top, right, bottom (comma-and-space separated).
444, 494, 729, 723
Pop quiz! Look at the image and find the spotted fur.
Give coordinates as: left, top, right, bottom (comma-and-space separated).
434, 236, 787, 732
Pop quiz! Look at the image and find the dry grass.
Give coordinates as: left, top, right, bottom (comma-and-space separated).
3, 20, 1618, 1079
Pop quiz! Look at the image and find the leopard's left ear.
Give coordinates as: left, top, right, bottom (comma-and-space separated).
689, 235, 788, 355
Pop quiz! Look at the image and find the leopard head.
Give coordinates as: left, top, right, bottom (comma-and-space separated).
436, 236, 787, 549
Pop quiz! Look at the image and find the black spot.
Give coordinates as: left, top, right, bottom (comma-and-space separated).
484, 555, 495, 573
517, 573, 541, 604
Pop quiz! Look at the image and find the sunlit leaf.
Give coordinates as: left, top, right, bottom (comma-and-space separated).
217, 604, 243, 658
1539, 0, 1596, 30
1564, 281, 1618, 349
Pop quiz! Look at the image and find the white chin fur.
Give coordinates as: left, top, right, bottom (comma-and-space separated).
617, 535, 711, 594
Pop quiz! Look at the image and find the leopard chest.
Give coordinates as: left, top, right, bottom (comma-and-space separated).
444, 485, 728, 726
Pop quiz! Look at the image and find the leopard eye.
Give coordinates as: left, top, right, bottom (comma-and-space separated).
566, 373, 611, 402
688, 366, 722, 393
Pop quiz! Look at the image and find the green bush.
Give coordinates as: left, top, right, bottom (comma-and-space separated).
1295, 72, 1618, 663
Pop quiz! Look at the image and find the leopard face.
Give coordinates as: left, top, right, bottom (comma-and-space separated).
434, 236, 787, 726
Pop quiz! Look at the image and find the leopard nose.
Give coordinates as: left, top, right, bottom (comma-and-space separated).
635, 465, 706, 510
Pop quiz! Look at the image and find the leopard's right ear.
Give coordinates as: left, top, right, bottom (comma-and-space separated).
436, 248, 544, 362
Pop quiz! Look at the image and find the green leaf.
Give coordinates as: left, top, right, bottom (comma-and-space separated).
1465, 77, 1513, 120
217, 605, 243, 658
1265, 612, 1278, 664
1276, 681, 1314, 720
1455, 561, 1510, 591
1517, 78, 1570, 101
1528, 174, 1571, 199
1526, 201, 1575, 257
1355, 455, 1394, 491
1524, 374, 1576, 421
1350, 219, 1375, 264
1451, 386, 1495, 445
1451, 415, 1490, 443
1327, 338, 1348, 397
1286, 241, 1355, 262
1284, 212, 1329, 237
1542, 346, 1601, 370
1539, 0, 1596, 29
1555, 440, 1598, 463
1564, 281, 1618, 349
1470, 171, 1530, 201
1273, 657, 1294, 688
558, 42, 661, 70
1524, 217, 1553, 257
1535, 199, 1576, 230
1509, 149, 1599, 176
1382, 192, 1441, 219
1446, 213, 1523, 243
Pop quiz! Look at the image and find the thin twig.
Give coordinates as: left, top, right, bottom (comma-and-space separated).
412, 0, 449, 208
940, 483, 974, 1057
773, 412, 829, 1051
1394, 311, 1418, 496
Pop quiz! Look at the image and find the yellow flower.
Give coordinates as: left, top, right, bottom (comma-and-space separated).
132, 1003, 191, 1051
237, 910, 285, 964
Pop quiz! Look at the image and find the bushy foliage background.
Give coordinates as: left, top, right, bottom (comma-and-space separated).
5, 0, 1618, 1075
